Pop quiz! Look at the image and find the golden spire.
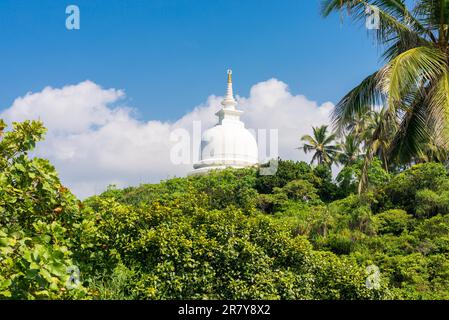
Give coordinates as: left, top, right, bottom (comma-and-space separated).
222, 69, 236, 109
227, 69, 232, 83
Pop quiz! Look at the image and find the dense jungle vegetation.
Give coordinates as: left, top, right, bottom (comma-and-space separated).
2, 119, 449, 300
4, 0, 449, 301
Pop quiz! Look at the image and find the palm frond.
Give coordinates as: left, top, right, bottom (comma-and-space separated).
388, 93, 429, 163
321, 0, 431, 45
378, 46, 446, 111
426, 68, 449, 149
332, 71, 385, 132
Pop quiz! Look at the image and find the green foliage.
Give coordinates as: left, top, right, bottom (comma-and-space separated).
337, 158, 391, 196
88, 263, 137, 300
322, 1, 449, 165
81, 159, 449, 300
300, 125, 340, 166
255, 159, 339, 203
384, 163, 449, 216
325, 231, 354, 255
275, 180, 320, 203
256, 193, 288, 214
255, 159, 317, 194
189, 168, 258, 213
3, 119, 449, 300
373, 210, 412, 236
0, 226, 87, 299
79, 194, 384, 300
313, 164, 340, 202
0, 120, 87, 299
415, 189, 449, 218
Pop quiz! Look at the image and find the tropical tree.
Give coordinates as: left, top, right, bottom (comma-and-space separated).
0, 120, 88, 299
344, 112, 370, 140
361, 109, 397, 169
300, 125, 340, 166
356, 108, 398, 192
322, 0, 449, 167
337, 133, 362, 166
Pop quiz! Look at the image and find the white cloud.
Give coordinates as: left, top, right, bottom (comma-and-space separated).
239, 79, 334, 160
1, 79, 334, 198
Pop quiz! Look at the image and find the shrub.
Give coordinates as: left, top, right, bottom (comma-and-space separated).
385, 163, 449, 215
373, 210, 412, 235
275, 180, 321, 203
337, 158, 391, 196
0, 120, 88, 299
255, 160, 317, 194
415, 189, 449, 218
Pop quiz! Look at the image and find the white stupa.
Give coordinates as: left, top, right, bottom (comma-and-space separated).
190, 70, 259, 175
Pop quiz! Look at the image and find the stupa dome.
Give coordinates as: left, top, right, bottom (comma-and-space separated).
191, 70, 259, 175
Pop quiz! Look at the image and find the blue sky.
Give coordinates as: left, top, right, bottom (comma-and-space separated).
0, 0, 381, 122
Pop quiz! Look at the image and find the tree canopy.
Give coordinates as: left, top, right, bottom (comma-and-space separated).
2, 120, 449, 300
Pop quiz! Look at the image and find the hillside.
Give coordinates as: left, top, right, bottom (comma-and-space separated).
1, 120, 449, 299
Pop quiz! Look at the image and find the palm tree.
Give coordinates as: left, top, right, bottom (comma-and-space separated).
344, 112, 370, 140
300, 125, 340, 166
357, 109, 398, 192
322, 0, 449, 167
337, 133, 362, 166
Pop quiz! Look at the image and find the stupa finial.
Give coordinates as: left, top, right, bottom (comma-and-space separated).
222, 69, 236, 108
227, 69, 232, 83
